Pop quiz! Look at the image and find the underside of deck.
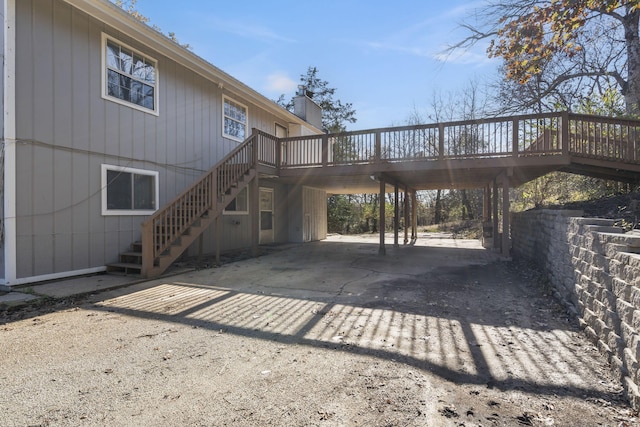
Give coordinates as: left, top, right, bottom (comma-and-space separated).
266, 155, 570, 194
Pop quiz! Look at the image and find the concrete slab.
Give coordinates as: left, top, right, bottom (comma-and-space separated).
28, 274, 142, 299
0, 274, 148, 308
1, 233, 502, 309
0, 291, 40, 306
94, 233, 504, 303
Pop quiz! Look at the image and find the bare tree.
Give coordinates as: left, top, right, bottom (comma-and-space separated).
452, 1, 640, 115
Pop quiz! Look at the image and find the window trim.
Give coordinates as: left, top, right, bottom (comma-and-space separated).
222, 95, 248, 142
101, 164, 160, 216
101, 33, 159, 116
223, 187, 249, 215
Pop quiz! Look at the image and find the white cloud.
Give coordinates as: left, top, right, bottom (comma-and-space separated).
433, 47, 494, 66
204, 15, 295, 44
364, 41, 433, 58
265, 72, 298, 94
354, 1, 490, 61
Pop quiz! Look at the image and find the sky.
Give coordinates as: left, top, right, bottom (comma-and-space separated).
131, 0, 499, 131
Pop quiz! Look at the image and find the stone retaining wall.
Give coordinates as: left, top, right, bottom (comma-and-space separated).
511, 210, 640, 408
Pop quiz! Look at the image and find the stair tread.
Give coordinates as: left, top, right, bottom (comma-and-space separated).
120, 251, 142, 257
107, 262, 142, 269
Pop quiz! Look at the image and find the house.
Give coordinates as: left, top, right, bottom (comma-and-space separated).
0, 0, 328, 285
5, 1, 639, 287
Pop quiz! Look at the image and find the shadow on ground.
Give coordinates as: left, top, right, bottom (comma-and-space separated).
84, 236, 619, 403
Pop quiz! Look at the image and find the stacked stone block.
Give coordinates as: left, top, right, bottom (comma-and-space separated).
512, 210, 640, 408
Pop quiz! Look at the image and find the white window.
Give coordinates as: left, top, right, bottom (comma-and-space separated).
101, 165, 159, 216
102, 33, 158, 115
223, 187, 248, 214
223, 96, 248, 142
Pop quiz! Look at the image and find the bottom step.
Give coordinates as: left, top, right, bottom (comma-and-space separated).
106, 262, 142, 275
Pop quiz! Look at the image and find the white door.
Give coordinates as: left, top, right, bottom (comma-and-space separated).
259, 188, 274, 244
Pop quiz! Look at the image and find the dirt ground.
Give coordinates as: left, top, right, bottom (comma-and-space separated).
1, 234, 638, 426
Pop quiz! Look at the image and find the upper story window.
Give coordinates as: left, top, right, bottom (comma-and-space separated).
223, 96, 248, 142
102, 34, 158, 115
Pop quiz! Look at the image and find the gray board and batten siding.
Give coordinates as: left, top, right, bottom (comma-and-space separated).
186, 182, 328, 257
0, 0, 5, 279
11, 0, 306, 280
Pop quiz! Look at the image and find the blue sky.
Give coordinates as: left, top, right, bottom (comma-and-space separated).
132, 1, 498, 130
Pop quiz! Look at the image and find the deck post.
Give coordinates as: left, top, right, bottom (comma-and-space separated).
561, 111, 570, 156
375, 130, 381, 162
404, 186, 409, 245
379, 177, 386, 255
492, 178, 499, 250
502, 175, 511, 257
394, 183, 399, 247
628, 127, 636, 162
438, 123, 445, 160
411, 191, 417, 242
512, 119, 519, 157
275, 136, 282, 170
322, 134, 329, 166
251, 175, 260, 257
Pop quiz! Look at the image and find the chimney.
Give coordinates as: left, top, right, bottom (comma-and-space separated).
293, 85, 323, 130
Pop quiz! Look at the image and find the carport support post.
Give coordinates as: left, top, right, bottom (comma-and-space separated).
403, 186, 409, 245
483, 185, 491, 221
379, 177, 386, 255
411, 191, 417, 241
502, 176, 511, 257
394, 183, 399, 247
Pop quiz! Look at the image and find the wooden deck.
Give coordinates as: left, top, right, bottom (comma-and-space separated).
258, 112, 640, 193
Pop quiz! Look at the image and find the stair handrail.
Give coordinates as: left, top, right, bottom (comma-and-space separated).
141, 130, 260, 276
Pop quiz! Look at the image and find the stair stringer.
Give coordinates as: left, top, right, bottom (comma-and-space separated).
144, 168, 257, 278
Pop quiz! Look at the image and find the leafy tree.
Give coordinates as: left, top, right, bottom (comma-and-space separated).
113, 0, 149, 23
455, 1, 640, 115
278, 67, 356, 133
327, 195, 354, 234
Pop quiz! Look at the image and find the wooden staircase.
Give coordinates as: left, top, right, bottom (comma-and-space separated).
106, 130, 267, 278
105, 241, 144, 275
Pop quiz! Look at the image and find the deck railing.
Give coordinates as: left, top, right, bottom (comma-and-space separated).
569, 113, 640, 163
264, 112, 640, 169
